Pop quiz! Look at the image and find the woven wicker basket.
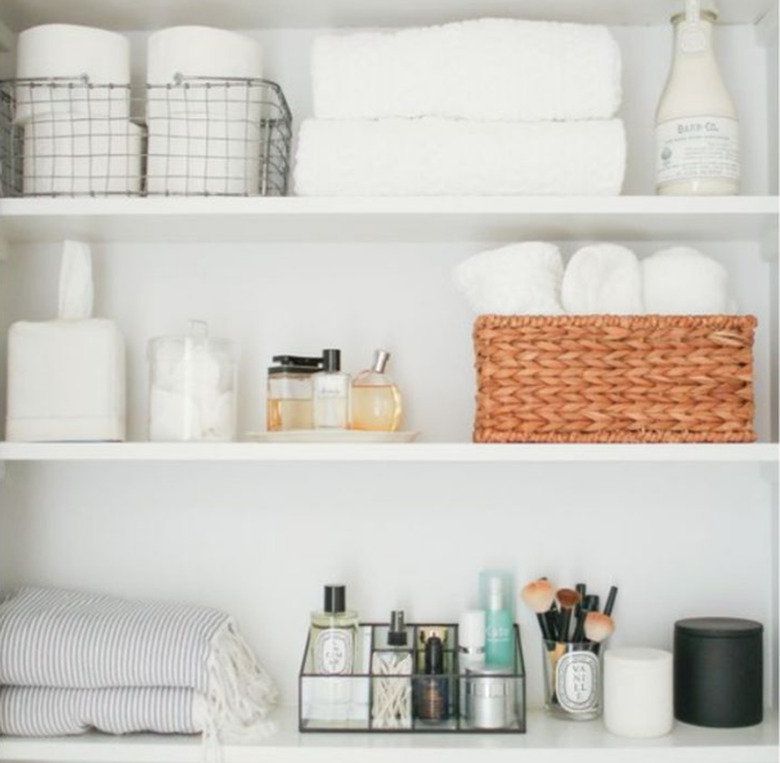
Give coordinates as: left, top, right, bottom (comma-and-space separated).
473, 315, 757, 443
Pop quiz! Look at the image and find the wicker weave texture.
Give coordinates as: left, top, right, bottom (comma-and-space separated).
473, 315, 757, 443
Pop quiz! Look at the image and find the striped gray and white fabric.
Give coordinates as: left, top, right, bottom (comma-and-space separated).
0, 586, 228, 690
0, 686, 202, 736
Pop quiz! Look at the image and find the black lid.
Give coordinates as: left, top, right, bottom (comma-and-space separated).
268, 355, 323, 375
322, 349, 341, 372
676, 617, 763, 639
424, 635, 444, 674
388, 610, 407, 646
324, 585, 346, 614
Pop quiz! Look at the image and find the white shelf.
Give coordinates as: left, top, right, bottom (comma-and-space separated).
0, 708, 776, 763
0, 442, 776, 463
0, 197, 777, 245
0, 0, 774, 31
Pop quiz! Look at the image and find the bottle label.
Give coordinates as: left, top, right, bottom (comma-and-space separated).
555, 651, 600, 714
314, 629, 353, 674
315, 375, 347, 398
656, 116, 740, 186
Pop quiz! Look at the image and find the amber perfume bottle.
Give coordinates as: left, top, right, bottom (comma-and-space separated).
350, 350, 403, 431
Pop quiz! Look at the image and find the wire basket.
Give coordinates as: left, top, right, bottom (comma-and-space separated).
0, 75, 292, 197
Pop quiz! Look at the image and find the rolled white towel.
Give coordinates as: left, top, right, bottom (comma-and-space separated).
453, 242, 564, 315
312, 18, 621, 121
294, 118, 626, 196
562, 244, 643, 315
642, 247, 734, 315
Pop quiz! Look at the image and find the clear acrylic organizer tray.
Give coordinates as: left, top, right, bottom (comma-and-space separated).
299, 622, 526, 733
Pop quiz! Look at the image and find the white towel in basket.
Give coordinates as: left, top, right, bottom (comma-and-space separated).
0, 586, 278, 740
453, 242, 565, 315
312, 18, 621, 121
294, 118, 626, 196
562, 244, 644, 314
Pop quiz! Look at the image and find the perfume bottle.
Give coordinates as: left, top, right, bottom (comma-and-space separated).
480, 572, 515, 669
415, 635, 449, 723
350, 350, 403, 431
266, 355, 322, 431
655, 0, 740, 195
312, 349, 350, 429
371, 610, 413, 729
310, 584, 359, 675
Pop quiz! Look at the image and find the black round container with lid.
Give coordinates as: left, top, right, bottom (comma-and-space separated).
674, 617, 763, 728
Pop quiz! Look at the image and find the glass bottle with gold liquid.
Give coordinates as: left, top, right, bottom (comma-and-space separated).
350, 350, 403, 431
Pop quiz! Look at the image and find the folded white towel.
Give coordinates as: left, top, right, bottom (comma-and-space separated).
454, 242, 564, 315
312, 18, 621, 121
562, 244, 643, 314
642, 247, 734, 315
294, 118, 626, 196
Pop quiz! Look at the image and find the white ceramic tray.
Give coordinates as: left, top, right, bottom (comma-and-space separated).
247, 430, 420, 444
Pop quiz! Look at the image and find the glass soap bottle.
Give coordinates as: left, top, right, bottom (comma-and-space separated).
655, 0, 740, 195
312, 349, 350, 429
371, 610, 413, 729
350, 350, 403, 431
267, 355, 322, 431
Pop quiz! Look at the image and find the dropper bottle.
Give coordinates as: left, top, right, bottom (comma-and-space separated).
655, 0, 740, 195
350, 349, 403, 431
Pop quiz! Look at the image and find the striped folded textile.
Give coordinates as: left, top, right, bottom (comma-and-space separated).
0, 586, 278, 738
0, 687, 202, 736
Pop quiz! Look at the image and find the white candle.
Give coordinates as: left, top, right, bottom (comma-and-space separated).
604, 647, 673, 738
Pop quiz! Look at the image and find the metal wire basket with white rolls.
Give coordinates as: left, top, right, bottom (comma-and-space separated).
0, 75, 292, 197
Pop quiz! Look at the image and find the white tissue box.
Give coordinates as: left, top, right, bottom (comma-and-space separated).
6, 319, 126, 441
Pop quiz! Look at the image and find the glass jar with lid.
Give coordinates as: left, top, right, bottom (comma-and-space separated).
148, 320, 237, 442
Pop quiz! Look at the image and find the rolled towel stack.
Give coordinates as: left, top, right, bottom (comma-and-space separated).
561, 244, 643, 314
146, 27, 264, 196
0, 586, 278, 739
295, 18, 626, 196
15, 25, 142, 195
455, 244, 737, 316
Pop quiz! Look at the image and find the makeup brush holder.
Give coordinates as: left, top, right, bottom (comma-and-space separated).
299, 622, 526, 733
542, 641, 602, 720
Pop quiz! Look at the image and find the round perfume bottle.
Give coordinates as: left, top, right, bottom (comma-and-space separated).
350, 350, 403, 431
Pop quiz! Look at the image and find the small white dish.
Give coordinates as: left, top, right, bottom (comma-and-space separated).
246, 430, 420, 444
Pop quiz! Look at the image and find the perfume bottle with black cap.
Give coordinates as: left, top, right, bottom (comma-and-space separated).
312, 349, 350, 429
309, 584, 359, 675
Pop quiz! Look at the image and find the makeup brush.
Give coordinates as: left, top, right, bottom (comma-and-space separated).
540, 576, 561, 638
574, 583, 587, 619
521, 579, 556, 642
555, 588, 581, 642
572, 594, 599, 642
604, 585, 619, 617
584, 611, 615, 643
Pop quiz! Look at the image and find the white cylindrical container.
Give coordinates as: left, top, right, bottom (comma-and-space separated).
148, 321, 237, 442
147, 27, 263, 121
15, 25, 131, 123
655, 4, 740, 195
604, 647, 674, 738
23, 120, 143, 196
